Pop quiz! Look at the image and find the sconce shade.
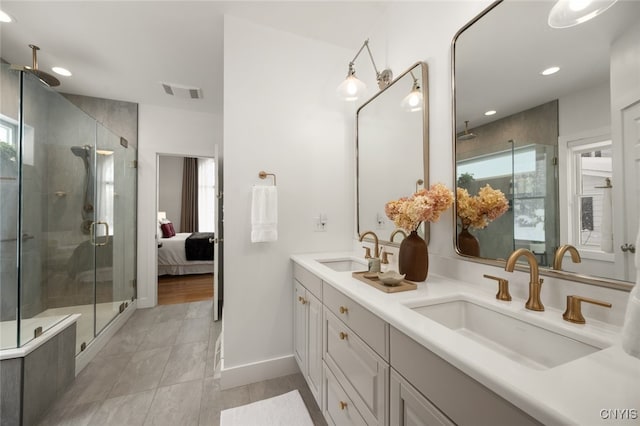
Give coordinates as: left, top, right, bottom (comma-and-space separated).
337, 73, 366, 101
401, 77, 423, 112
548, 0, 618, 28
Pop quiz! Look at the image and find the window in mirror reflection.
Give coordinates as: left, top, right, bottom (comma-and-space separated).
568, 140, 613, 253
457, 142, 557, 265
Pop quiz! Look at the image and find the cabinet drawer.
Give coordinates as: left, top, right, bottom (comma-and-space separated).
390, 368, 454, 426
325, 309, 388, 426
294, 263, 322, 299
390, 327, 541, 426
324, 363, 367, 426
323, 282, 389, 359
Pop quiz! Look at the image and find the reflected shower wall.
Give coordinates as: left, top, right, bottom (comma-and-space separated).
0, 62, 137, 353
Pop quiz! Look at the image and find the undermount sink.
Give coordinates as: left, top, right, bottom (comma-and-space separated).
409, 299, 606, 370
318, 258, 367, 272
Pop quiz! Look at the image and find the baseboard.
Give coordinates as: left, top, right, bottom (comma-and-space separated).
75, 300, 137, 374
220, 354, 300, 390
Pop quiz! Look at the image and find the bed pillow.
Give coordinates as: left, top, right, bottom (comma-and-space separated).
161, 222, 176, 238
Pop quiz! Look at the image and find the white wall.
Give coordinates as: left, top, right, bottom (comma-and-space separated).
137, 104, 221, 308
559, 82, 611, 137
221, 15, 358, 385
158, 155, 184, 231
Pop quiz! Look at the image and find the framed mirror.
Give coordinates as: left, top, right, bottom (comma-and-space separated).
357, 62, 429, 245
453, 0, 639, 290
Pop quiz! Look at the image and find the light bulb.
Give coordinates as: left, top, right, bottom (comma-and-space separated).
337, 74, 366, 101
401, 90, 423, 112
569, 0, 591, 11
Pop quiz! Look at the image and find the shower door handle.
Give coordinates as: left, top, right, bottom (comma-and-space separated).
90, 221, 110, 246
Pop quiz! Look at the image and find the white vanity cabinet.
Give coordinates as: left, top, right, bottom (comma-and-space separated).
293, 264, 323, 407
323, 283, 389, 426
390, 327, 542, 426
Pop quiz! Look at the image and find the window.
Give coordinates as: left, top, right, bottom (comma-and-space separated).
197, 158, 216, 232
568, 140, 612, 250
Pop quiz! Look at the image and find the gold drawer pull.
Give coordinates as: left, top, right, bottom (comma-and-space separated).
339, 306, 348, 314
298, 296, 307, 305
339, 401, 348, 410
339, 331, 348, 340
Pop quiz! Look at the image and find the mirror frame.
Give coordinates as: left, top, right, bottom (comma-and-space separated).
451, 1, 632, 292
357, 61, 429, 246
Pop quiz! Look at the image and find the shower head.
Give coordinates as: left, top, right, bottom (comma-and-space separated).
71, 145, 90, 158
12, 45, 61, 87
457, 120, 477, 141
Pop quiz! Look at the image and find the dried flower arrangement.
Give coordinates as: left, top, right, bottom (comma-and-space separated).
456, 184, 509, 230
385, 183, 454, 233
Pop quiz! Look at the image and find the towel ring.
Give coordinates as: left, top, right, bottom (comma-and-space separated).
258, 171, 276, 186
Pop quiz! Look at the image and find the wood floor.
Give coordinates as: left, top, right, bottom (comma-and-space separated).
157, 273, 214, 305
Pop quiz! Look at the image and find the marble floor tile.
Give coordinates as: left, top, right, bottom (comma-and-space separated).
198, 377, 222, 426
144, 379, 203, 426
97, 323, 147, 357
154, 303, 189, 324
175, 317, 212, 345
159, 341, 208, 387
136, 319, 182, 351
38, 401, 101, 426
186, 300, 213, 320
89, 389, 155, 426
108, 348, 171, 398
58, 352, 132, 407
248, 375, 296, 402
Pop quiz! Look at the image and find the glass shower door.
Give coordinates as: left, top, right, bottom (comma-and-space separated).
94, 123, 119, 334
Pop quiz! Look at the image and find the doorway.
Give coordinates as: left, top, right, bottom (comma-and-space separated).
156, 154, 219, 312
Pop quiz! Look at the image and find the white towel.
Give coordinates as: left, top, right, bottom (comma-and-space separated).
621, 215, 640, 359
600, 187, 613, 253
251, 185, 278, 242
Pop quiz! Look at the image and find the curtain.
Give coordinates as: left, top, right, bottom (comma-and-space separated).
198, 158, 216, 232
180, 157, 198, 233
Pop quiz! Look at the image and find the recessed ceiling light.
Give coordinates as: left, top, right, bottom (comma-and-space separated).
484, 110, 497, 116
52, 67, 72, 77
0, 9, 13, 22
541, 66, 560, 76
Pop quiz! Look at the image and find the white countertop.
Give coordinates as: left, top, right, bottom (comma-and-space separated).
291, 251, 640, 425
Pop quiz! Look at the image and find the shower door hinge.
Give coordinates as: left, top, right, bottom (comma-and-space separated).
80, 342, 87, 352
130, 160, 138, 169
34, 326, 43, 339
552, 157, 558, 165
120, 137, 129, 148
119, 302, 125, 313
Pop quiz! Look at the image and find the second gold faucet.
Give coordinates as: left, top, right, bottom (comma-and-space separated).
505, 248, 544, 311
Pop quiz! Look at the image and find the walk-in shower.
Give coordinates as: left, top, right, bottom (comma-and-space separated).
0, 60, 137, 356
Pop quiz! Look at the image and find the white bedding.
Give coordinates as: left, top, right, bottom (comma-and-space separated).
158, 232, 214, 276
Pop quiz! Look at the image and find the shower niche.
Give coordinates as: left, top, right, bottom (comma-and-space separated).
0, 61, 138, 355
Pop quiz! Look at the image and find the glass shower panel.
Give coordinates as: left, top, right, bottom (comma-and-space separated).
0, 64, 20, 349
20, 71, 97, 352
94, 123, 119, 334
122, 142, 137, 303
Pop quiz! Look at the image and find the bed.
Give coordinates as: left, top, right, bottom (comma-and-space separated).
158, 232, 215, 276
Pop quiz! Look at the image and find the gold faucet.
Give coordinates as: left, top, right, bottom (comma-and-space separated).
390, 229, 407, 243
505, 248, 544, 311
359, 231, 380, 258
553, 244, 581, 270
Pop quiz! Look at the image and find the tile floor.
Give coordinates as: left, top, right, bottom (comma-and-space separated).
38, 300, 326, 426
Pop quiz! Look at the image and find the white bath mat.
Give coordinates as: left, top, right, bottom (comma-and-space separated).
220, 389, 313, 426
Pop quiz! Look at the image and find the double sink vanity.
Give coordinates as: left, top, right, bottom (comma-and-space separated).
291, 251, 637, 425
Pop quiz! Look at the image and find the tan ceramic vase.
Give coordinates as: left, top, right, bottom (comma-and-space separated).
398, 230, 428, 282
458, 227, 480, 257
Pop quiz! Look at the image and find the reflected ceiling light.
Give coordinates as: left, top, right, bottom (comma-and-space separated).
337, 39, 392, 102
457, 121, 477, 141
401, 71, 423, 112
484, 110, 497, 116
0, 10, 13, 23
548, 0, 619, 28
541, 66, 560, 76
52, 67, 72, 77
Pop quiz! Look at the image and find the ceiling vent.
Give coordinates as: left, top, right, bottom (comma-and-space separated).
161, 82, 203, 99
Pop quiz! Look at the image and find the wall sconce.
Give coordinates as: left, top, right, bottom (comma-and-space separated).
337, 39, 392, 101
548, 0, 618, 28
401, 71, 423, 112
